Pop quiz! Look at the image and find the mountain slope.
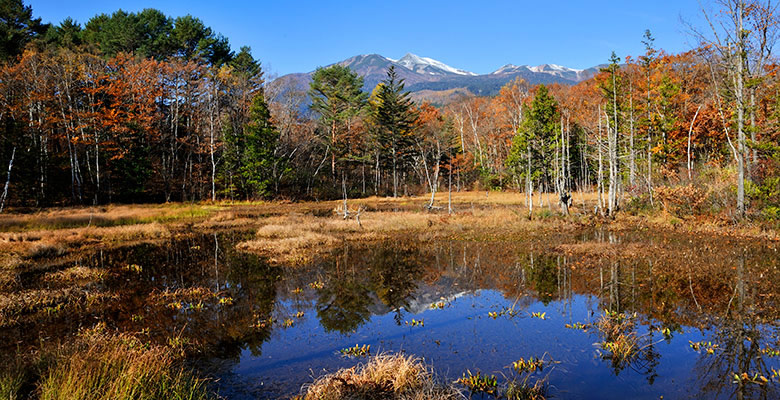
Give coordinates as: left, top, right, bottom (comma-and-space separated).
274, 54, 602, 105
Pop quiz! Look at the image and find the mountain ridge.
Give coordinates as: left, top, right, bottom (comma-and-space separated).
274, 53, 604, 105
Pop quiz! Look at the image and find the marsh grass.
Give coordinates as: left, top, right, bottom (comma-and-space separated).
37, 330, 211, 400
299, 353, 462, 400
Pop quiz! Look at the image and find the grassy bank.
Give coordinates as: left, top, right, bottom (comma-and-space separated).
0, 326, 211, 400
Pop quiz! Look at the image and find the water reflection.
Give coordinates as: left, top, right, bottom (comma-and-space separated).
3, 228, 779, 399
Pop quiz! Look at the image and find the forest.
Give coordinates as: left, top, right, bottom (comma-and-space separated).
2, 1, 780, 399
1, 0, 779, 223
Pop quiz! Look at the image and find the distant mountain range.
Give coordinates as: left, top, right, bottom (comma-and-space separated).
274, 53, 604, 105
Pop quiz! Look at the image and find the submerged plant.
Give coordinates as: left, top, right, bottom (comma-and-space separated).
308, 281, 324, 290
339, 344, 370, 358
457, 370, 498, 395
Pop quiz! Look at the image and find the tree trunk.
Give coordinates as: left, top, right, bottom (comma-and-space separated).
0, 148, 16, 213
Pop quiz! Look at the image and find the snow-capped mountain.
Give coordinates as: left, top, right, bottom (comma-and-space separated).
273, 53, 603, 105
395, 53, 477, 76
491, 63, 597, 82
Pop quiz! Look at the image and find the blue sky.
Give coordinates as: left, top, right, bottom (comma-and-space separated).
28, 0, 708, 77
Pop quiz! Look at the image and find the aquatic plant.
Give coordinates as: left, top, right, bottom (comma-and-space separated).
405, 319, 424, 327
308, 281, 324, 290
512, 357, 545, 374
601, 334, 639, 364
530, 312, 546, 320
456, 370, 498, 395
254, 317, 275, 329
218, 296, 233, 306
282, 318, 295, 328
732, 372, 769, 386
292, 287, 303, 295
339, 344, 370, 358
505, 378, 547, 400
564, 322, 590, 331
760, 347, 780, 357
431, 300, 448, 310
689, 341, 719, 355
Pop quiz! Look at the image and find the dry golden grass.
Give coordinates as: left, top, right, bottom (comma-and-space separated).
299, 353, 462, 400
0, 223, 171, 269
37, 329, 211, 400
236, 205, 584, 265
44, 266, 106, 284
0, 204, 219, 232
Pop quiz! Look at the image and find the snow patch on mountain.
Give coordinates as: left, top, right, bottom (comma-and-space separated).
396, 53, 477, 76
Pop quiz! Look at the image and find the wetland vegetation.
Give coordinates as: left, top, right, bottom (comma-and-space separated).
1, 192, 779, 399
2, 0, 780, 398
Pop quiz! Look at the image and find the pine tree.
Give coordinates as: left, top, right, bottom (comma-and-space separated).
0, 0, 48, 62
507, 85, 560, 197
309, 65, 368, 181
372, 66, 418, 197
223, 91, 279, 199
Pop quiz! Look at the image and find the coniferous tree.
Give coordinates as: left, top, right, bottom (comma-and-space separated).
309, 65, 368, 181
507, 85, 560, 198
0, 0, 48, 62
223, 91, 279, 199
372, 66, 418, 197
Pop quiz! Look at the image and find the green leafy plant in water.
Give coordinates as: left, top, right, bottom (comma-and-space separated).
339, 344, 370, 358
456, 370, 498, 395
405, 319, 424, 327
308, 281, 324, 290
292, 287, 303, 294
218, 297, 233, 306
282, 318, 295, 328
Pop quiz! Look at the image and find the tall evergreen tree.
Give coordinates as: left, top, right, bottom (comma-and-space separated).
223, 91, 279, 199
309, 65, 368, 180
0, 0, 48, 62
372, 66, 418, 197
507, 85, 560, 193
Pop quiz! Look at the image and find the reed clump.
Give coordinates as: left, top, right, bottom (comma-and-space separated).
299, 353, 461, 400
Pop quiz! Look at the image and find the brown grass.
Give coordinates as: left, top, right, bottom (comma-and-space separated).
299, 353, 462, 400
35, 329, 211, 400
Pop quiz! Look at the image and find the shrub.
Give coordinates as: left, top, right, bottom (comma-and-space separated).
654, 184, 707, 217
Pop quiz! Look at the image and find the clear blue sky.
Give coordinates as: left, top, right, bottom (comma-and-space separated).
28, 0, 708, 77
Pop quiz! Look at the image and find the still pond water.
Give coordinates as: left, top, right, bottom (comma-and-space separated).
6, 227, 780, 399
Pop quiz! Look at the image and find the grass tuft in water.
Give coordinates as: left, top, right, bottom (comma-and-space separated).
298, 353, 460, 400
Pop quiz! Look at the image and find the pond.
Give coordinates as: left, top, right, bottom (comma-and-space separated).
3, 227, 779, 399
